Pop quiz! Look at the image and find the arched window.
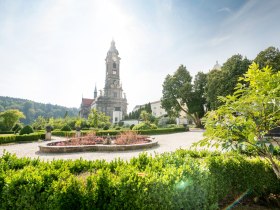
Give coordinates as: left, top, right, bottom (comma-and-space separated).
113, 62, 116, 68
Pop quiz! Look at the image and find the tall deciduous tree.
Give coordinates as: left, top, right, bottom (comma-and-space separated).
254, 46, 280, 72
0, 109, 25, 131
198, 63, 280, 178
161, 65, 206, 127
205, 54, 251, 110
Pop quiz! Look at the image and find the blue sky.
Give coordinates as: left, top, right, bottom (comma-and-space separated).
0, 0, 280, 112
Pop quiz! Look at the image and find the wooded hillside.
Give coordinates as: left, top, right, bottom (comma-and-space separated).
0, 96, 79, 124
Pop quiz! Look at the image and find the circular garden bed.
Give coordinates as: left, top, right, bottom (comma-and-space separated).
39, 131, 158, 153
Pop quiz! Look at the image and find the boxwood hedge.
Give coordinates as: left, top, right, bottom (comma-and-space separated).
0, 150, 279, 209
0, 133, 44, 144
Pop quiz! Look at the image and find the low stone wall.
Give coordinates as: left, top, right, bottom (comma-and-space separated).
39, 139, 158, 153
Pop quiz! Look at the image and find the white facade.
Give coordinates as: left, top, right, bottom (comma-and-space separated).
151, 101, 167, 117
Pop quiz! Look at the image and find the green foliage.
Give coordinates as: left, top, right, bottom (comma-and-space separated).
32, 116, 46, 130
161, 65, 206, 127
0, 96, 79, 125
132, 122, 157, 130
19, 125, 34, 135
137, 127, 187, 135
0, 135, 16, 144
0, 151, 279, 209
0, 133, 44, 144
103, 125, 109, 130
126, 103, 153, 120
205, 54, 252, 110
88, 109, 111, 128
200, 63, 280, 178
12, 123, 22, 133
129, 124, 135, 130
254, 46, 280, 72
61, 124, 72, 131
16, 133, 44, 142
0, 109, 25, 131
158, 116, 176, 127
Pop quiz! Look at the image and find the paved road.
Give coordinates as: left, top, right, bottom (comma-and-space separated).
0, 130, 204, 162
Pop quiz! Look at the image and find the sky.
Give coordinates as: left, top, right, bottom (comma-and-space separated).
0, 0, 280, 112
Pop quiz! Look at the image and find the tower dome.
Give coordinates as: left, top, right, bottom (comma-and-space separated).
212, 61, 221, 70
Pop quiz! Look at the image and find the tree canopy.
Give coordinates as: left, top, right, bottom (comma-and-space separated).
254, 46, 280, 72
205, 54, 251, 110
161, 65, 206, 127
198, 63, 280, 178
0, 109, 25, 131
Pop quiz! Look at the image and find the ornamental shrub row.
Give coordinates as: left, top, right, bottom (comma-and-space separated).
0, 150, 279, 209
0, 131, 14, 134
0, 133, 44, 144
51, 127, 188, 137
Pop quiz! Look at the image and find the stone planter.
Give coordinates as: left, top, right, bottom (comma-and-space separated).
45, 126, 52, 141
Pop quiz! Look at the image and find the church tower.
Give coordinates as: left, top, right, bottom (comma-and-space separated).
93, 40, 128, 123
104, 40, 123, 99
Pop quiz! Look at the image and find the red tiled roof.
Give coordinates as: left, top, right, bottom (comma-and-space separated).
81, 98, 94, 106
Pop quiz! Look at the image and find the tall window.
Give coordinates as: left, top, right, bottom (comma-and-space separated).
113, 62, 116, 68
114, 92, 117, 98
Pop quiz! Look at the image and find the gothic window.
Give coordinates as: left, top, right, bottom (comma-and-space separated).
115, 117, 118, 122
113, 62, 116, 68
113, 92, 117, 98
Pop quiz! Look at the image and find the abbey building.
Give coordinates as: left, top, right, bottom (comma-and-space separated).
80, 40, 128, 123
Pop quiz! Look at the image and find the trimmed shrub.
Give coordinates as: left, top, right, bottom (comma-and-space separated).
12, 123, 22, 133
61, 124, 72, 131
129, 124, 135, 130
103, 125, 109, 130
0, 131, 14, 134
0, 135, 16, 144
16, 133, 44, 142
132, 122, 157, 130
138, 127, 186, 135
0, 151, 279, 209
19, 125, 34, 135
0, 133, 44, 144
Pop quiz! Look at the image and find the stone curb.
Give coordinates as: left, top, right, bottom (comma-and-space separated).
39, 139, 158, 153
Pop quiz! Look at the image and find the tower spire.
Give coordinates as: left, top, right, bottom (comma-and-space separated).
94, 84, 97, 99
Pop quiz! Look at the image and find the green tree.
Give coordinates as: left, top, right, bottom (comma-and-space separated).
190, 71, 207, 118
0, 109, 25, 131
161, 65, 204, 127
198, 63, 280, 178
254, 46, 280, 72
88, 109, 110, 128
140, 110, 151, 122
32, 116, 47, 130
205, 55, 251, 110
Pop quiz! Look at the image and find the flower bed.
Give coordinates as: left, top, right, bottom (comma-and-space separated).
39, 131, 158, 153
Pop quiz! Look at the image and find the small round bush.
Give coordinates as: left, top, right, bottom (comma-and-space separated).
61, 124, 72, 131
19, 125, 34, 135
130, 124, 135, 130
132, 122, 157, 130
103, 125, 109, 130
12, 123, 23, 133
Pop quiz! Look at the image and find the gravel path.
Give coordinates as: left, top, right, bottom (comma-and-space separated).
0, 130, 204, 162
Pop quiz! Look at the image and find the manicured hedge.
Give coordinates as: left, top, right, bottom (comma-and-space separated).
0, 135, 16, 144
51, 127, 188, 137
0, 150, 279, 209
0, 131, 14, 134
0, 133, 45, 144
138, 127, 187, 135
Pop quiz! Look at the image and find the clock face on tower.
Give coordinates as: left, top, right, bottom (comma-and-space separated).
112, 55, 117, 62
